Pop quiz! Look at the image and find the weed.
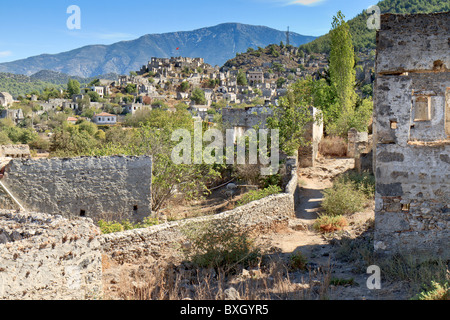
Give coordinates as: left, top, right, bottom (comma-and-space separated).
313, 215, 348, 233
330, 277, 355, 286
98, 217, 161, 234
414, 281, 449, 300
181, 217, 261, 273
319, 136, 348, 157
236, 185, 282, 207
289, 251, 308, 271
321, 179, 367, 216
339, 171, 375, 198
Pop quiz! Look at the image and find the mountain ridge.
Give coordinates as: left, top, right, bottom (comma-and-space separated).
0, 23, 316, 78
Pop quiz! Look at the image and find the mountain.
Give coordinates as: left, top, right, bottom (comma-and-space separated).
0, 23, 316, 78
299, 0, 450, 54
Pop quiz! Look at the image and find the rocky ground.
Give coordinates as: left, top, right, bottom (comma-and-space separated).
101, 157, 439, 300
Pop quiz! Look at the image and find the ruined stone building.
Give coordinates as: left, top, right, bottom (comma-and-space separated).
373, 12, 449, 258
0, 92, 13, 107
221, 106, 323, 168
0, 156, 152, 222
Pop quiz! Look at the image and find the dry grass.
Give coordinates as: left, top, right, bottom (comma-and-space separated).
319, 136, 348, 158
313, 215, 349, 233
103, 257, 334, 300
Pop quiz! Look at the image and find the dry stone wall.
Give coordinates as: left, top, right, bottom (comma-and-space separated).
0, 210, 103, 300
101, 155, 299, 264
373, 12, 450, 259
1, 156, 152, 222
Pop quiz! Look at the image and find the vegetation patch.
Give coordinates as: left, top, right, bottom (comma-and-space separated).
319, 136, 348, 157
236, 185, 282, 207
330, 277, 355, 286
98, 217, 161, 234
313, 215, 348, 233
289, 251, 308, 271
414, 281, 449, 301
181, 218, 261, 273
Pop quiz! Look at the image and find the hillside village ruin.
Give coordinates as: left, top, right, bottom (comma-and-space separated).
0, 11, 448, 300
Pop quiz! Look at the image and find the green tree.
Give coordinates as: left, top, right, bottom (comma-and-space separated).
125, 83, 137, 94
76, 95, 91, 113
87, 91, 101, 103
190, 88, 206, 105
90, 109, 223, 212
327, 11, 359, 136
180, 81, 190, 92
330, 11, 357, 111
67, 79, 81, 96
276, 77, 286, 88
267, 79, 315, 156
237, 70, 248, 86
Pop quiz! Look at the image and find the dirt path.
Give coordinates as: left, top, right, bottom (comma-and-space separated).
269, 157, 356, 254
103, 157, 415, 300
260, 157, 413, 300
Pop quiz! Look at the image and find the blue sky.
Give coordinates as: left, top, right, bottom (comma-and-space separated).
0, 0, 379, 63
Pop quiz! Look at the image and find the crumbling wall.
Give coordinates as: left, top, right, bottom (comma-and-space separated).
0, 210, 103, 300
1, 156, 152, 222
347, 129, 369, 158
221, 106, 273, 131
101, 155, 299, 264
0, 145, 31, 158
298, 107, 323, 168
373, 12, 450, 258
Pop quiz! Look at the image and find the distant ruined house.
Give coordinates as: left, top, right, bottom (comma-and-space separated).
0, 92, 13, 107
373, 12, 449, 259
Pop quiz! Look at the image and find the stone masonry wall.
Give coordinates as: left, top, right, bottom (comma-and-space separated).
298, 107, 323, 168
373, 12, 450, 259
101, 155, 299, 264
0, 210, 103, 300
1, 156, 152, 222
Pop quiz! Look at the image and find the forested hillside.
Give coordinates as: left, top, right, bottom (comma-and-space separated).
299, 0, 450, 54
0, 71, 117, 98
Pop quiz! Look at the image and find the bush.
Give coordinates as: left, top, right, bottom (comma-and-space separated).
415, 281, 449, 300
321, 178, 367, 216
330, 277, 355, 286
339, 171, 375, 198
236, 185, 282, 207
98, 217, 161, 234
98, 220, 124, 234
289, 251, 308, 270
313, 215, 348, 233
319, 136, 347, 157
182, 218, 261, 273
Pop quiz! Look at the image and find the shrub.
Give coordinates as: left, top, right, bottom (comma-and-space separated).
318, 136, 347, 157
313, 215, 348, 233
330, 277, 355, 286
98, 220, 124, 234
289, 251, 308, 271
339, 171, 375, 198
379, 254, 449, 297
415, 281, 449, 300
182, 218, 261, 273
236, 185, 282, 207
98, 217, 161, 234
321, 179, 367, 216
